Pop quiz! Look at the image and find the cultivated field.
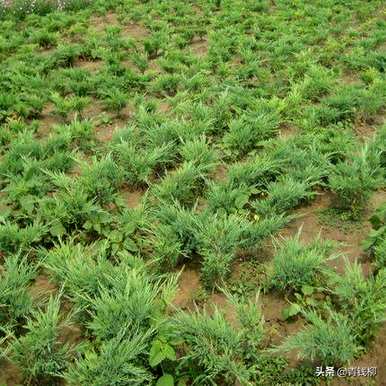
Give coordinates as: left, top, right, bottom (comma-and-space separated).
0, 0, 385, 385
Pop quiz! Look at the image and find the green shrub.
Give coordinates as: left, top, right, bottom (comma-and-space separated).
10, 295, 75, 384
329, 146, 382, 218
64, 331, 153, 386
43, 240, 117, 308
253, 176, 315, 215
152, 162, 205, 207
223, 112, 279, 156
111, 141, 172, 187
79, 155, 124, 205
87, 269, 176, 341
171, 308, 251, 384
196, 213, 248, 287
0, 255, 35, 328
270, 234, 334, 292
151, 203, 199, 268
328, 261, 386, 346
279, 310, 360, 366
227, 155, 280, 190
364, 202, 386, 253
374, 239, 386, 269
206, 182, 256, 215
180, 136, 218, 175
0, 222, 46, 254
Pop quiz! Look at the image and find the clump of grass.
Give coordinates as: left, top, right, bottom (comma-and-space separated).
223, 112, 279, 157
10, 295, 76, 384
0, 255, 35, 329
171, 308, 251, 385
152, 162, 205, 207
64, 330, 153, 386
269, 233, 335, 293
329, 145, 382, 219
327, 261, 386, 346
278, 310, 360, 366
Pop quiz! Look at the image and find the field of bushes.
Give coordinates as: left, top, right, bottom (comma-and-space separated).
0, 0, 385, 385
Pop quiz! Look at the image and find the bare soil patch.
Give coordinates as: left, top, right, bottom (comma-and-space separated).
74, 58, 103, 72
0, 360, 22, 386
36, 103, 60, 138
29, 274, 58, 300
190, 37, 209, 57
120, 188, 144, 208
122, 23, 149, 40
172, 267, 201, 309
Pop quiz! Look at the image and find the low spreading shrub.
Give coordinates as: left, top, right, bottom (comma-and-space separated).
269, 233, 335, 292
10, 295, 75, 384
279, 310, 360, 366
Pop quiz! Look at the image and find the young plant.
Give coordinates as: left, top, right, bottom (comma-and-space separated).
270, 233, 335, 293
171, 308, 251, 384
64, 330, 153, 386
196, 213, 248, 287
223, 112, 279, 157
79, 155, 124, 205
328, 261, 386, 346
279, 310, 360, 366
152, 162, 205, 207
180, 136, 218, 175
0, 255, 35, 328
87, 269, 176, 342
329, 146, 382, 218
10, 295, 75, 384
253, 176, 315, 216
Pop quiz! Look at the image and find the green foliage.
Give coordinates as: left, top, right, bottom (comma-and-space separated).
79, 155, 124, 205
64, 331, 153, 386
0, 255, 35, 329
364, 202, 386, 255
279, 310, 360, 366
152, 162, 205, 207
171, 308, 250, 385
179, 136, 218, 175
196, 213, 248, 287
328, 261, 386, 346
254, 176, 315, 216
1, 1, 385, 384
87, 269, 176, 341
329, 146, 382, 218
223, 111, 279, 156
10, 295, 75, 384
270, 233, 335, 292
